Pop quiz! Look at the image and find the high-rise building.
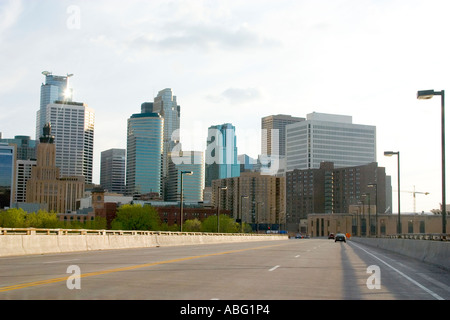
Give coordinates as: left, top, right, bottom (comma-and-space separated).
42, 101, 95, 183
26, 124, 85, 213
0, 135, 37, 161
285, 161, 387, 233
100, 148, 126, 194
166, 151, 205, 202
36, 71, 73, 140
211, 172, 285, 231
0, 143, 16, 209
286, 112, 376, 171
126, 111, 164, 197
205, 123, 240, 187
15, 159, 36, 204
152, 89, 180, 179
261, 114, 305, 157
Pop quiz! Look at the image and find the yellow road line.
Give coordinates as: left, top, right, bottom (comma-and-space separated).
0, 243, 285, 293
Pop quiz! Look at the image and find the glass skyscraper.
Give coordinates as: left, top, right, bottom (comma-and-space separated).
286, 112, 376, 171
152, 89, 180, 179
205, 123, 240, 187
0, 144, 15, 209
126, 111, 164, 197
36, 71, 73, 140
100, 148, 126, 194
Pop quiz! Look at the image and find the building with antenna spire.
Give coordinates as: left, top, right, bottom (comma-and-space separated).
35, 72, 95, 184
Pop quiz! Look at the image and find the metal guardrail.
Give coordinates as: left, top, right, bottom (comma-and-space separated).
0, 227, 286, 237
383, 233, 449, 241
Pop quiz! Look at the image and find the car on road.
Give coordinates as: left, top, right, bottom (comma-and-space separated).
328, 233, 335, 239
335, 233, 346, 242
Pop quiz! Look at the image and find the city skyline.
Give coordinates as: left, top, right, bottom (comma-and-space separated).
1, 0, 450, 213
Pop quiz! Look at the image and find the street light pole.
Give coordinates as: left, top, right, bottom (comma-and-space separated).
217, 186, 227, 233
368, 183, 378, 237
417, 90, 447, 235
384, 151, 401, 234
240, 195, 248, 233
180, 170, 193, 232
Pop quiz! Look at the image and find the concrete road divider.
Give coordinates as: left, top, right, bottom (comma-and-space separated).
0, 228, 288, 257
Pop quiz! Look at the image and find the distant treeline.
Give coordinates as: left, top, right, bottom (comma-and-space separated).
0, 204, 252, 233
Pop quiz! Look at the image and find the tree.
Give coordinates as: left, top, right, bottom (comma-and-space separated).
111, 204, 161, 231
0, 208, 26, 228
201, 214, 240, 233
183, 218, 202, 232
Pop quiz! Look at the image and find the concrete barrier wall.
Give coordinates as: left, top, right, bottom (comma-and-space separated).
351, 237, 450, 271
0, 231, 288, 257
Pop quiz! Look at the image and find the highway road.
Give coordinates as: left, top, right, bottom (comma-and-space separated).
0, 238, 449, 302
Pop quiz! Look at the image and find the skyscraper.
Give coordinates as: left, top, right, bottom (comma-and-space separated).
286, 112, 376, 171
0, 143, 15, 209
36, 71, 73, 140
43, 101, 95, 183
152, 89, 180, 179
261, 114, 305, 157
167, 151, 205, 202
126, 110, 164, 197
0, 135, 37, 161
205, 123, 240, 187
100, 148, 126, 194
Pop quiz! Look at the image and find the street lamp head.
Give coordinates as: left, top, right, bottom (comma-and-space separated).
181, 170, 193, 175
417, 90, 436, 100
384, 151, 398, 157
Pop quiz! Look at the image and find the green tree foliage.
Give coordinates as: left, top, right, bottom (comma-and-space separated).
200, 214, 241, 233
111, 204, 161, 231
0, 208, 106, 230
183, 218, 202, 232
0, 208, 26, 227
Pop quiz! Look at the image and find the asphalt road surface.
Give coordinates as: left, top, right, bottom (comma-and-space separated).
0, 238, 449, 301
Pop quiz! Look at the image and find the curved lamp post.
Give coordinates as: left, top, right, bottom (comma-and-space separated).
417, 90, 446, 235
180, 170, 193, 232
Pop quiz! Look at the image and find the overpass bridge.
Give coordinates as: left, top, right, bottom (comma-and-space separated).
0, 228, 448, 305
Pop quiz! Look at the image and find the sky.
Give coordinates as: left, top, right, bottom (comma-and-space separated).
1, 0, 450, 214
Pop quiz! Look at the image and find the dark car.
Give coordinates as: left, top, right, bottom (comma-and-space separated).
328, 233, 335, 239
335, 233, 346, 242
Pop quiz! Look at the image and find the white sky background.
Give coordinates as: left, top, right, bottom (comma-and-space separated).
1, 0, 450, 214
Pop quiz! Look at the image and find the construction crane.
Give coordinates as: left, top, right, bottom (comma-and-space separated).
395, 186, 429, 213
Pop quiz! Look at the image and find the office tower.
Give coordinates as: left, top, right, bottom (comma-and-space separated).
286, 112, 376, 171
15, 159, 36, 203
100, 148, 126, 194
27, 124, 85, 213
205, 123, 240, 187
42, 101, 95, 183
211, 172, 285, 231
0, 143, 16, 209
152, 89, 180, 179
126, 110, 164, 197
261, 114, 305, 156
285, 161, 387, 233
0, 135, 37, 160
166, 151, 204, 202
36, 71, 73, 140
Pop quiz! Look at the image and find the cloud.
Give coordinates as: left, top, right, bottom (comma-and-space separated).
207, 87, 262, 104
129, 22, 279, 53
0, 0, 23, 37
